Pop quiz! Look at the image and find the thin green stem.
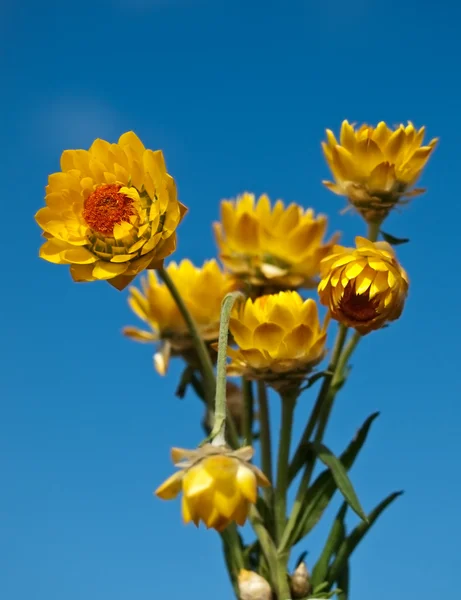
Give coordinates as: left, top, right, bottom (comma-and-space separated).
275, 389, 297, 546
158, 268, 216, 406
289, 324, 348, 481
248, 506, 290, 598
242, 378, 254, 446
210, 292, 245, 446
257, 381, 273, 497
367, 219, 381, 242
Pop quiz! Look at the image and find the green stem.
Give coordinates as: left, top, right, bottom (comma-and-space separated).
210, 292, 245, 446
289, 324, 348, 481
257, 381, 273, 497
242, 378, 254, 446
275, 389, 297, 545
367, 219, 381, 242
248, 506, 289, 597
159, 267, 216, 406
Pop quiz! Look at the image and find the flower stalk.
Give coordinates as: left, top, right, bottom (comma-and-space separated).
210, 291, 245, 445
158, 267, 217, 406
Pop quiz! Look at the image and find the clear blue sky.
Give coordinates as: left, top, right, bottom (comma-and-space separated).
2, 0, 460, 598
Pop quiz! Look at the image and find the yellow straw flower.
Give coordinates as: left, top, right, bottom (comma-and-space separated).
214, 193, 337, 293
35, 132, 186, 289
227, 291, 327, 388
155, 444, 270, 531
318, 236, 409, 334
322, 121, 437, 221
124, 259, 237, 374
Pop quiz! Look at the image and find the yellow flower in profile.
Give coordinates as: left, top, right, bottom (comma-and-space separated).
155, 444, 270, 531
214, 193, 337, 293
35, 132, 186, 289
322, 121, 437, 221
124, 259, 237, 374
318, 237, 409, 334
227, 291, 327, 388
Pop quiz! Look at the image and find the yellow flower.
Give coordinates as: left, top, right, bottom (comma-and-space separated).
214, 193, 337, 293
322, 121, 437, 221
318, 236, 409, 334
123, 259, 237, 374
227, 291, 327, 387
35, 132, 186, 289
155, 444, 270, 531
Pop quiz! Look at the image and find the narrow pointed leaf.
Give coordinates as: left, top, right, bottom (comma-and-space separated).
308, 441, 367, 521
291, 412, 379, 545
311, 502, 347, 588
380, 230, 410, 245
327, 491, 403, 583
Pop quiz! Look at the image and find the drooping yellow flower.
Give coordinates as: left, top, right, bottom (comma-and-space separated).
227, 291, 327, 387
35, 132, 186, 289
124, 259, 238, 374
322, 121, 437, 221
155, 444, 270, 531
214, 193, 338, 293
318, 237, 409, 334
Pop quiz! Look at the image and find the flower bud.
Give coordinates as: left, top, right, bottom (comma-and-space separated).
238, 569, 272, 600
290, 562, 311, 599
318, 236, 408, 334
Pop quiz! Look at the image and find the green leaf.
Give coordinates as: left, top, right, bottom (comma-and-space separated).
295, 550, 308, 568
308, 442, 367, 522
290, 412, 379, 545
327, 491, 403, 584
380, 230, 410, 245
311, 502, 347, 588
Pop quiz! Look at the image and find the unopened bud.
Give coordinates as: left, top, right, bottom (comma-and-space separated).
290, 562, 311, 599
238, 569, 272, 600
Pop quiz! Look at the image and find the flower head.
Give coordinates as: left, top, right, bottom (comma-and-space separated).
322, 121, 437, 221
318, 237, 409, 334
124, 259, 237, 374
227, 291, 327, 388
155, 444, 270, 531
35, 132, 186, 289
214, 193, 337, 293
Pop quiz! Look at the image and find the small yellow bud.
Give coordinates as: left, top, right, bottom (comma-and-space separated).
238, 569, 272, 600
290, 562, 311, 599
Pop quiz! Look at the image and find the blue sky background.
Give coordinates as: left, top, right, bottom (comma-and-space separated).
2, 0, 460, 598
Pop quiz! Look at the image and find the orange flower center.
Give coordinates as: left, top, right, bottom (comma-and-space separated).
83, 184, 135, 235
339, 281, 379, 323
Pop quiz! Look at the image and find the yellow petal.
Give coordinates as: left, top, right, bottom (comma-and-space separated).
92, 261, 128, 280
236, 465, 257, 503
155, 470, 184, 500
39, 239, 69, 264
253, 323, 285, 352
183, 465, 214, 498
61, 247, 97, 264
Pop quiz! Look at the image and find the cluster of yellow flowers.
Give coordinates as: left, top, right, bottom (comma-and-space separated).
35, 122, 436, 598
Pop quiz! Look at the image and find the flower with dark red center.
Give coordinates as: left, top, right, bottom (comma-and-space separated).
318, 237, 409, 334
35, 132, 186, 289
